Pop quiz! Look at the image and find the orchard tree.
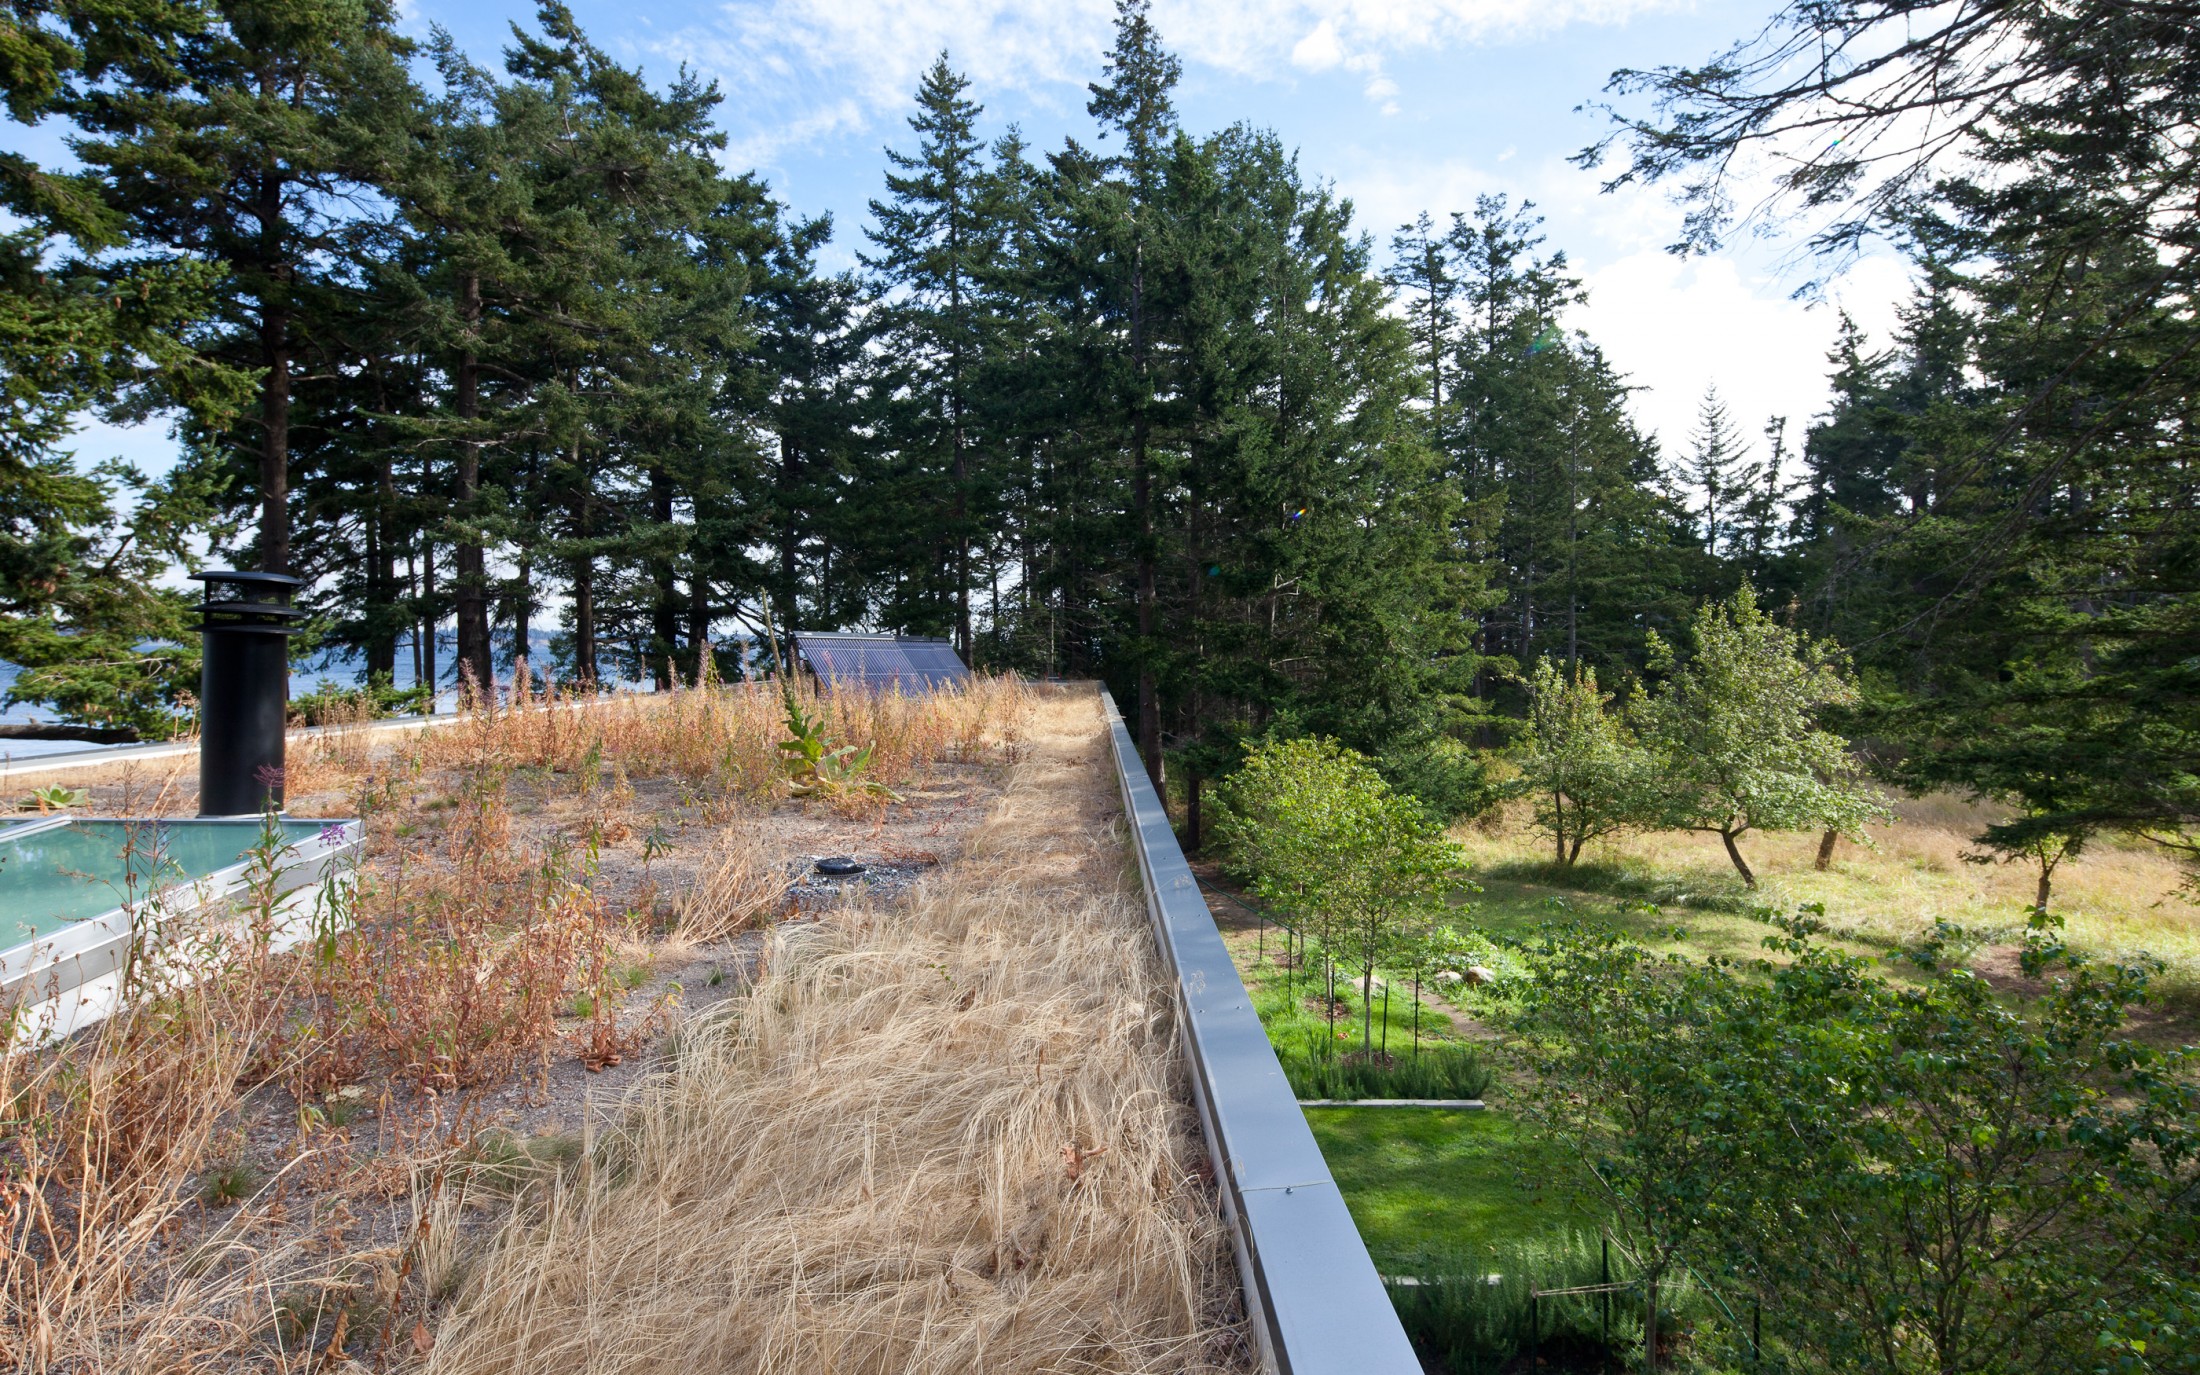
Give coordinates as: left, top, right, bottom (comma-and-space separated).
1516, 655, 1650, 866
1633, 586, 1886, 886
1213, 736, 1346, 1016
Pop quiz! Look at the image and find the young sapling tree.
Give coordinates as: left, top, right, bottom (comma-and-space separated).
1516, 656, 1651, 867
1216, 736, 1465, 1056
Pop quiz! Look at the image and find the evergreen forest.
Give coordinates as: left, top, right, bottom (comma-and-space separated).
4, 0, 2195, 888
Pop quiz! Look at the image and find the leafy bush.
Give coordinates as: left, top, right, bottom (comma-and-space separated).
289, 672, 432, 726
1378, 733, 1506, 825
1514, 913, 2200, 1374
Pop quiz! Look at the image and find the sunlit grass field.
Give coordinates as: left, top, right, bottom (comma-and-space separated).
1448, 795, 2200, 1020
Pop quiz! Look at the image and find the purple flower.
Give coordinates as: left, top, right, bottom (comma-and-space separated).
320, 823, 349, 849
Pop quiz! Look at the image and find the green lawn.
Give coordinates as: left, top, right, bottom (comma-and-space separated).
1303, 1106, 1592, 1270
1204, 870, 1599, 1275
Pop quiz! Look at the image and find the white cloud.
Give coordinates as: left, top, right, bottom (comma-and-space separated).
1329, 150, 1914, 472
1581, 247, 1912, 465
650, 0, 1683, 164
1290, 19, 1347, 72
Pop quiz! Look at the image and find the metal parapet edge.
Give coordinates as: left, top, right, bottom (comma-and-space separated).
1098, 689, 1421, 1375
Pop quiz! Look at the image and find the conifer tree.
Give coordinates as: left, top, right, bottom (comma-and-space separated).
864, 54, 1004, 657
1386, 211, 1458, 424
1072, 0, 1183, 785
1680, 385, 1748, 559
67, 0, 419, 574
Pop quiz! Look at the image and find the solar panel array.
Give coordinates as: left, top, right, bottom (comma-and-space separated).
792, 632, 970, 692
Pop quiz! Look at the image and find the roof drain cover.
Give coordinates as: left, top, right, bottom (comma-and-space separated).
814, 856, 866, 877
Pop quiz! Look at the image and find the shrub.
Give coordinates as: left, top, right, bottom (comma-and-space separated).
1515, 915, 2200, 1373
290, 672, 433, 726
1378, 733, 1506, 825
1515, 657, 1653, 867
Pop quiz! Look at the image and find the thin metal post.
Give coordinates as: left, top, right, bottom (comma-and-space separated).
1603, 1233, 1612, 1362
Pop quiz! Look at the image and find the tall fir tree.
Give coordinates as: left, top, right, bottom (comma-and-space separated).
863, 55, 1005, 657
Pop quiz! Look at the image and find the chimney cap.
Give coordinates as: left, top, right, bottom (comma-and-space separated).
190, 569, 306, 588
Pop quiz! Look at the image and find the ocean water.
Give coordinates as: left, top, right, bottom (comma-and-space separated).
0, 627, 665, 762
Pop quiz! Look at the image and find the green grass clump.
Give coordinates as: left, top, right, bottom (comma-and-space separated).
198, 1160, 261, 1207
462, 1130, 585, 1193
1387, 1233, 1650, 1374
1280, 1033, 1490, 1099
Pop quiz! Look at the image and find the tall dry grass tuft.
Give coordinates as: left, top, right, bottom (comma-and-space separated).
1, 672, 1036, 1368
671, 825, 782, 943
0, 851, 335, 1371
428, 687, 1249, 1375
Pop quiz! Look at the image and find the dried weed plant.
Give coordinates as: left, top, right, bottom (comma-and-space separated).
1, 671, 1031, 1369
429, 687, 1250, 1375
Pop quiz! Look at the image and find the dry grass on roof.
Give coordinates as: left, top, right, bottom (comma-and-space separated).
428, 687, 1253, 1375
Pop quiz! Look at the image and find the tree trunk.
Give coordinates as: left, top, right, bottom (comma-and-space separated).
1645, 1276, 1660, 1370
1720, 829, 1757, 887
509, 549, 534, 682
572, 558, 596, 687
688, 572, 711, 683
572, 443, 596, 686
366, 454, 397, 681
649, 463, 678, 690
419, 541, 436, 698
952, 399, 971, 660
454, 273, 493, 700
1815, 828, 1839, 871
777, 432, 801, 625
1131, 235, 1163, 790
1361, 960, 1374, 1054
2035, 863, 2053, 915
255, 157, 292, 575
258, 301, 291, 574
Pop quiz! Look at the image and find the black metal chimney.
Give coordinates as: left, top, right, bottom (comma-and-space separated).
191, 570, 306, 817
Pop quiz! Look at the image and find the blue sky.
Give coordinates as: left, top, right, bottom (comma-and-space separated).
74, 0, 1916, 480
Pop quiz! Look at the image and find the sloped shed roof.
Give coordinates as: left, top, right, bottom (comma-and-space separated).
792, 632, 969, 692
